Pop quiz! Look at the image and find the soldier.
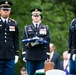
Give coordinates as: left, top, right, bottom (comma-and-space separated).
0, 1, 19, 75
68, 19, 76, 74
22, 8, 50, 75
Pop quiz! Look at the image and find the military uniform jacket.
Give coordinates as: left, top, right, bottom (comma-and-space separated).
22, 23, 50, 60
0, 17, 19, 59
68, 19, 76, 53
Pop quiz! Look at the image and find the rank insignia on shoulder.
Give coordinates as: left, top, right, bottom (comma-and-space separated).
10, 18, 16, 22
28, 27, 32, 31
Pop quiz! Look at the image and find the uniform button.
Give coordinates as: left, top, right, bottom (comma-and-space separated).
5, 40, 7, 42
5, 36, 7, 38
5, 29, 7, 31
5, 33, 7, 35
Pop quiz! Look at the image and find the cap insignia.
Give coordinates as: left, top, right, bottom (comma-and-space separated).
5, 1, 8, 4
35, 9, 38, 12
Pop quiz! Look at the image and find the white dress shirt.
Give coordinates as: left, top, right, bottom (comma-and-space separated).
50, 51, 54, 60
63, 60, 69, 72
1, 16, 8, 23
32, 22, 40, 28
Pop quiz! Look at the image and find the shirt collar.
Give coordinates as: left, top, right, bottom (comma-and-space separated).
32, 22, 41, 27
1, 16, 9, 23
50, 51, 54, 57
51, 51, 54, 54
64, 60, 68, 63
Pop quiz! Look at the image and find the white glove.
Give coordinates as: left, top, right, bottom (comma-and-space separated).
31, 41, 39, 46
72, 54, 76, 61
68, 53, 76, 61
23, 57, 26, 62
68, 53, 71, 59
33, 36, 39, 40
15, 56, 19, 64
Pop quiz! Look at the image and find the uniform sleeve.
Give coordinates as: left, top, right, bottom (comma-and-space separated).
43, 25, 51, 58
68, 25, 72, 53
13, 21, 19, 56
43, 25, 50, 43
68, 19, 76, 53
22, 26, 28, 58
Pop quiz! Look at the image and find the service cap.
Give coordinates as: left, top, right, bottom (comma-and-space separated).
30, 8, 42, 15
0, 1, 12, 10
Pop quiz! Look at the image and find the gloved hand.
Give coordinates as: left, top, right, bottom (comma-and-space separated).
31, 41, 39, 46
68, 53, 71, 59
68, 53, 76, 61
72, 54, 76, 61
33, 36, 39, 40
15, 56, 19, 64
23, 57, 26, 62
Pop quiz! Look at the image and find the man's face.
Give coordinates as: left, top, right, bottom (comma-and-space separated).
32, 13, 41, 23
50, 46, 54, 52
0, 8, 11, 18
63, 52, 68, 60
49, 44, 55, 52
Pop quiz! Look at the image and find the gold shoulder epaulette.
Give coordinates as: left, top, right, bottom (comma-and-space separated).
10, 18, 16, 21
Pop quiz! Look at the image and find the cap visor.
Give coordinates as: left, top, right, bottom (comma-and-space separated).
1, 8, 11, 10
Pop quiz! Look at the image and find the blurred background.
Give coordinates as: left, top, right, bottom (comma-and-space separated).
1, 0, 76, 74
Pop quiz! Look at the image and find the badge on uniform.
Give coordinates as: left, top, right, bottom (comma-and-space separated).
0, 24, 2, 29
39, 28, 46, 35
27, 27, 32, 31
0, 24, 2, 27
72, 26, 74, 28
9, 26, 15, 31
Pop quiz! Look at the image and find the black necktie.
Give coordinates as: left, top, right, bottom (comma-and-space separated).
36, 24, 38, 29
3, 20, 7, 28
4, 20, 7, 24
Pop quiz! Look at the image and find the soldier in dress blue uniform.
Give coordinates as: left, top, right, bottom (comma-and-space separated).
68, 19, 76, 74
22, 8, 50, 75
0, 1, 19, 75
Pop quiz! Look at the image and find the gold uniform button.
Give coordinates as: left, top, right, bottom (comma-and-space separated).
36, 32, 37, 34
5, 40, 7, 42
5, 36, 7, 38
5, 33, 7, 35
5, 29, 7, 31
